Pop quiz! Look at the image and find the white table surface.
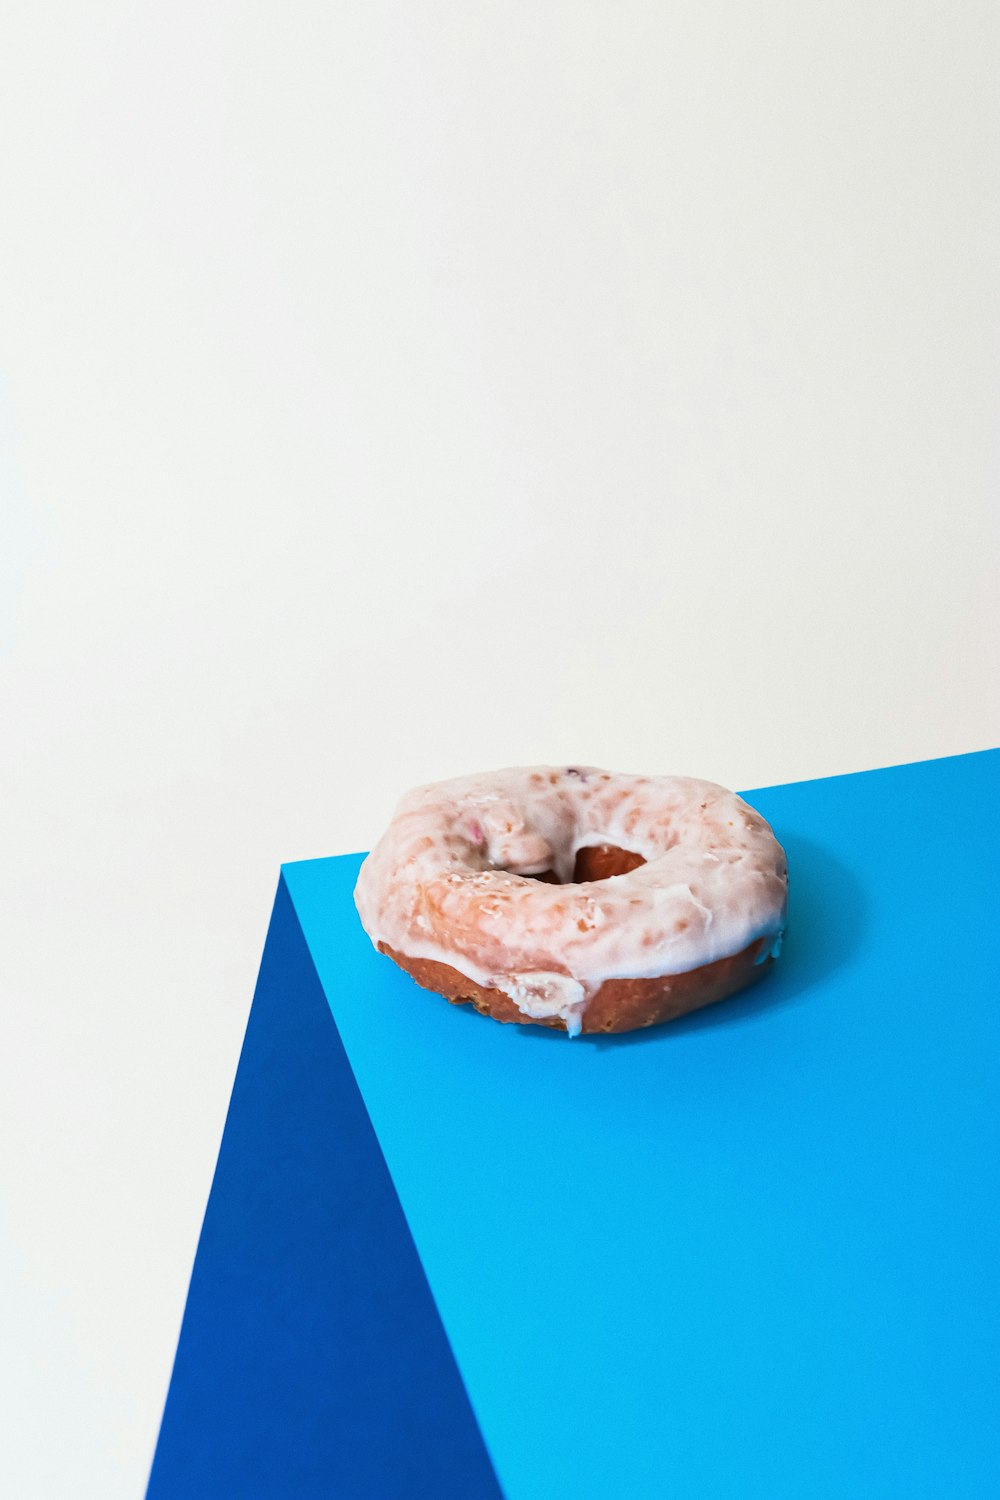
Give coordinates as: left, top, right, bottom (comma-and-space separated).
1, 4, 997, 1495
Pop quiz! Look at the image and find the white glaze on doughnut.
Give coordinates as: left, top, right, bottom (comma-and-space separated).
354, 766, 788, 1035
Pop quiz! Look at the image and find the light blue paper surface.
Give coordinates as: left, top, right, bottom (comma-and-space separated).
284, 751, 999, 1499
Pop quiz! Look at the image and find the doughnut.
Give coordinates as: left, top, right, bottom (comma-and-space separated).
354, 766, 788, 1037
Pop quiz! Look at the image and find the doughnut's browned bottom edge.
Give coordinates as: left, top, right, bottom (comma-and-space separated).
378, 938, 776, 1035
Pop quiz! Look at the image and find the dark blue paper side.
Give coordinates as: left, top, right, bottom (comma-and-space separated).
147, 875, 504, 1500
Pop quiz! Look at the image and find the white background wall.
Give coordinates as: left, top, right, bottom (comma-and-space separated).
1, 3, 997, 1495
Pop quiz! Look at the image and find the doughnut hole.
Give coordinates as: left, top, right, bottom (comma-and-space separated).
526, 844, 648, 885
573, 844, 647, 882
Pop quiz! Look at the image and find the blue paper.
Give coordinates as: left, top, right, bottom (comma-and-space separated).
284, 750, 999, 1500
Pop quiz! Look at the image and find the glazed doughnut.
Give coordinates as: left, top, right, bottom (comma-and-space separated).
354, 766, 788, 1036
